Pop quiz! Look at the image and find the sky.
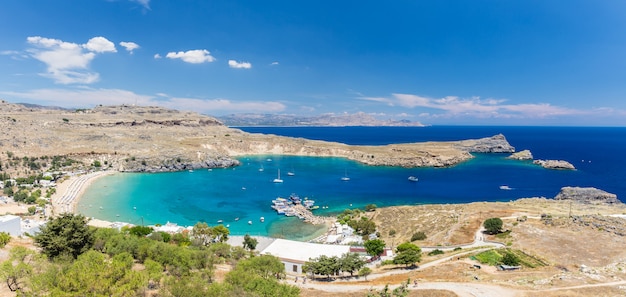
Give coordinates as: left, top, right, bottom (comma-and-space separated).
1, 0, 625, 126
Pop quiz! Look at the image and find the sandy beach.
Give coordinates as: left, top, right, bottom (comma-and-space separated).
50, 170, 116, 217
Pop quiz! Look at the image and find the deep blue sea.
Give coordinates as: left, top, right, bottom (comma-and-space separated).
77, 126, 626, 240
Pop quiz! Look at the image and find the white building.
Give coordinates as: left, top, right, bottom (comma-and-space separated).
0, 215, 22, 236
260, 238, 351, 274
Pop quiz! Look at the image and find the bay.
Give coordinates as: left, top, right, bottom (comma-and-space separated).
77, 126, 626, 240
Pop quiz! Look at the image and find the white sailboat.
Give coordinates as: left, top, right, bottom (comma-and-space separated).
341, 169, 350, 181
273, 169, 284, 183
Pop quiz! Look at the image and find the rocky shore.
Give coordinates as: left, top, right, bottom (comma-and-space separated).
506, 149, 576, 170
554, 186, 620, 204
533, 159, 576, 170
0, 101, 520, 175
290, 205, 334, 225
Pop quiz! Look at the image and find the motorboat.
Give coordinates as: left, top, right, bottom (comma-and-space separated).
408, 176, 419, 182
499, 185, 513, 190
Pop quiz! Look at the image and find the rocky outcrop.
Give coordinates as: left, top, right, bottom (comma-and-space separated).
554, 187, 620, 204
507, 149, 533, 160
453, 134, 515, 153
533, 160, 575, 170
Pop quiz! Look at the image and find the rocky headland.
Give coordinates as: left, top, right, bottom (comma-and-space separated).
0, 101, 517, 175
554, 186, 620, 204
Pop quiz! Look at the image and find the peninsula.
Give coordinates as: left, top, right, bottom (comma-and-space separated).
0, 101, 514, 175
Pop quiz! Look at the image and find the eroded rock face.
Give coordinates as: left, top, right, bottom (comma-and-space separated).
533, 160, 575, 170
454, 134, 515, 153
554, 187, 620, 204
508, 149, 533, 160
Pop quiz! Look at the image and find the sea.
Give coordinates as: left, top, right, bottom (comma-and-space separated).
77, 126, 626, 241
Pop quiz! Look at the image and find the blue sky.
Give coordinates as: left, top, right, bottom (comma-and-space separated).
1, 0, 625, 126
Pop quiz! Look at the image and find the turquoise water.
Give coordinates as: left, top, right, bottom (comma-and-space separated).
78, 126, 626, 240
78, 154, 559, 240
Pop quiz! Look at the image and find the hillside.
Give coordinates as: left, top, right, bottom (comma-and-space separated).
0, 100, 512, 177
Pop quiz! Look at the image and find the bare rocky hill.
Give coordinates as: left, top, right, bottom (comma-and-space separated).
0, 101, 514, 176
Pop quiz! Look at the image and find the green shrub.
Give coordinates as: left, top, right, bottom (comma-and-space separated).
427, 249, 444, 256
410, 231, 427, 241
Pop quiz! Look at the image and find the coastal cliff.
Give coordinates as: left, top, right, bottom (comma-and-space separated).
554, 186, 620, 204
0, 101, 515, 174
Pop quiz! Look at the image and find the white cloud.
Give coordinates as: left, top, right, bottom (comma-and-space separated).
154, 53, 162, 59
270, 61, 279, 66
26, 36, 117, 84
166, 49, 215, 64
130, 0, 150, 10
120, 41, 140, 54
83, 37, 117, 53
360, 93, 584, 120
1, 88, 153, 107
162, 97, 284, 113
228, 60, 252, 69
1, 88, 286, 114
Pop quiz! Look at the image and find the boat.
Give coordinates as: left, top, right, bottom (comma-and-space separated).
499, 185, 513, 190
248, 220, 252, 225
234, 217, 240, 221
217, 219, 223, 223
341, 169, 350, 181
259, 164, 264, 172
260, 217, 265, 222
287, 171, 295, 176
188, 169, 194, 173
133, 206, 137, 210
273, 169, 284, 183
408, 176, 419, 182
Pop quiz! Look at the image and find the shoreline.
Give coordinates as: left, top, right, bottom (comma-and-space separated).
51, 170, 117, 217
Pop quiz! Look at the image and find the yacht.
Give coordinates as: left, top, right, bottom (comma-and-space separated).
260, 217, 265, 222
408, 176, 419, 182
273, 169, 284, 183
341, 169, 350, 181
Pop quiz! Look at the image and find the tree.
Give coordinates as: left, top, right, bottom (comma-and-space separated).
305, 255, 341, 280
0, 232, 10, 248
224, 255, 299, 297
0, 247, 38, 292
340, 253, 365, 277
358, 267, 372, 280
364, 239, 386, 257
243, 234, 258, 251
483, 217, 503, 235
501, 252, 520, 266
410, 231, 427, 241
212, 225, 230, 243
365, 204, 377, 212
34, 213, 94, 259
393, 242, 421, 267
128, 225, 153, 237
191, 222, 213, 246
48, 250, 147, 296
